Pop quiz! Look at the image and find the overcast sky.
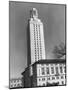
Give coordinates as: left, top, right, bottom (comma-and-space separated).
9, 1, 65, 78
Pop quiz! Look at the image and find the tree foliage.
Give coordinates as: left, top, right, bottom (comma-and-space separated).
53, 42, 66, 58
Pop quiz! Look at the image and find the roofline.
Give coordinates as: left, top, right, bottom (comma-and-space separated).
21, 59, 66, 75
33, 59, 66, 65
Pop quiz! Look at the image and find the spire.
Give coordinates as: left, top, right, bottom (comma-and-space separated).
30, 8, 38, 18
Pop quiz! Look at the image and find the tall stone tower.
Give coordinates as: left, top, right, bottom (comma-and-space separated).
27, 8, 46, 66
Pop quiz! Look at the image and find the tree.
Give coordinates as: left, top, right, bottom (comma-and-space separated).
53, 42, 66, 58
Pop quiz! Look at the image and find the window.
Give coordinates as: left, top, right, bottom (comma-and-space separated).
37, 56, 39, 60
17, 79, 19, 82
41, 67, 45, 75
43, 83, 45, 86
47, 77, 50, 80
36, 24, 37, 27
46, 67, 49, 74
14, 80, 16, 83
14, 84, 16, 87
11, 85, 13, 87
52, 77, 55, 80
56, 76, 59, 79
42, 78, 45, 81
39, 78, 41, 81
62, 81, 64, 85
64, 66, 66, 73
65, 75, 66, 79
55, 67, 59, 75
60, 66, 63, 73
35, 49, 36, 52
61, 76, 64, 79
51, 67, 54, 74
38, 25, 40, 31
17, 84, 20, 87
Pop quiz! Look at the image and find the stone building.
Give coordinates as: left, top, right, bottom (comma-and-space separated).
10, 78, 23, 88
22, 59, 66, 87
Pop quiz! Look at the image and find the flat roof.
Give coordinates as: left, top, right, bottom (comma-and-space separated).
33, 59, 66, 64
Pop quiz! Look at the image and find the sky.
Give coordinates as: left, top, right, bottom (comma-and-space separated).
9, 1, 65, 78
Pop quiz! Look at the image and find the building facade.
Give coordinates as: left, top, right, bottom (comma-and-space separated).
10, 78, 23, 88
22, 59, 66, 87
36, 60, 66, 86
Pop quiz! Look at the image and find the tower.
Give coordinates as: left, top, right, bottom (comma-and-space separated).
27, 8, 46, 66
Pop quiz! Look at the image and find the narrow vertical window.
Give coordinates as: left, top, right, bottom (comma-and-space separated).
64, 66, 66, 73
51, 67, 54, 74
60, 66, 63, 73
55, 67, 59, 75
46, 67, 49, 74
41, 67, 45, 75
